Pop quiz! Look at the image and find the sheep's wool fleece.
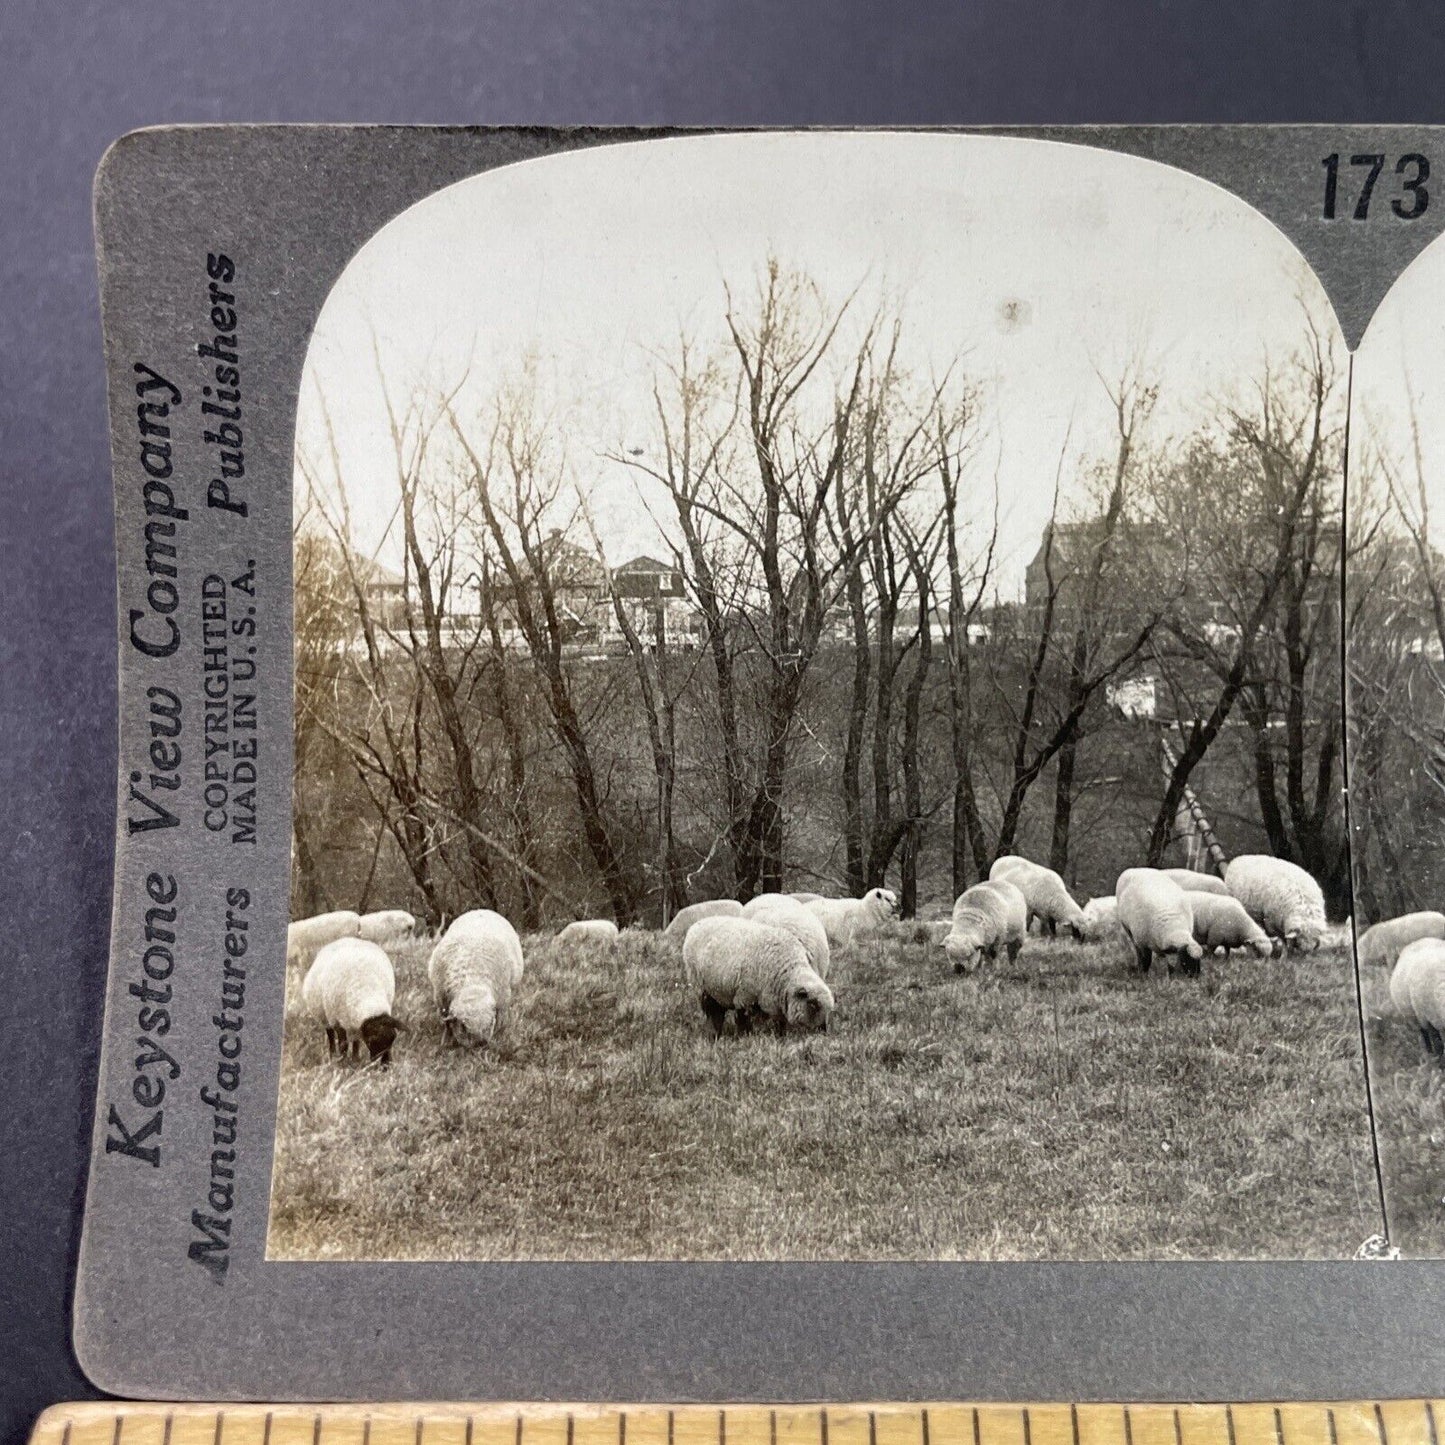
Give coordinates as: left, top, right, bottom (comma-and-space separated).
1117, 872, 1196, 954
664, 899, 744, 939
947, 881, 1023, 956
1078, 895, 1119, 940
287, 910, 361, 962
1359, 912, 1445, 971
557, 919, 619, 944
302, 938, 396, 1033
428, 909, 525, 1012
1224, 854, 1327, 940
1188, 892, 1271, 951
987, 856, 1082, 927
357, 909, 416, 943
741, 896, 831, 979
1403, 941, 1445, 1031
684, 916, 832, 1018
806, 889, 894, 949
1161, 868, 1228, 896
1393, 938, 1445, 1023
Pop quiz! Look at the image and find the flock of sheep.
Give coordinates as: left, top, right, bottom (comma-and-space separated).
287, 848, 1350, 1068
1360, 911, 1445, 1060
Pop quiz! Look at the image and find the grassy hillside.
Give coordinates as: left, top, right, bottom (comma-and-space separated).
268, 922, 1378, 1261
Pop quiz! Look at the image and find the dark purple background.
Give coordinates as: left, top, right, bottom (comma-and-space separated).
6, 3, 1445, 1442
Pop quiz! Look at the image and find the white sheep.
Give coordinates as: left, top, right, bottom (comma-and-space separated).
988, 856, 1085, 938
287, 909, 361, 969
806, 887, 898, 950
1116, 871, 1204, 975
427, 908, 525, 1048
556, 919, 619, 946
1077, 895, 1121, 943
356, 909, 417, 944
1392, 938, 1445, 1059
663, 899, 744, 941
1358, 911, 1445, 972
683, 915, 834, 1036
943, 880, 1028, 975
789, 891, 823, 904
1224, 854, 1327, 951
1160, 868, 1229, 896
1187, 892, 1275, 959
742, 894, 832, 979
301, 937, 401, 1065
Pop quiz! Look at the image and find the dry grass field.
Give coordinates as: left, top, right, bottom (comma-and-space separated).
267, 921, 1380, 1261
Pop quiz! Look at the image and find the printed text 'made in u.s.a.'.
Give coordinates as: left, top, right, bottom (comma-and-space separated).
202, 567, 259, 845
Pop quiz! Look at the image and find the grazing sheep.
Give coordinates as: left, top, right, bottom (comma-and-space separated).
943, 880, 1028, 974
427, 909, 525, 1048
742, 894, 832, 979
807, 887, 898, 950
683, 915, 834, 1036
302, 937, 401, 1066
1392, 938, 1445, 1058
1078, 895, 1121, 943
663, 899, 744, 941
1358, 911, 1445, 972
556, 919, 619, 946
789, 891, 823, 904
356, 909, 416, 944
988, 856, 1086, 938
1116, 871, 1204, 975
1224, 854, 1328, 952
287, 910, 361, 969
1187, 892, 1275, 959
1160, 868, 1229, 896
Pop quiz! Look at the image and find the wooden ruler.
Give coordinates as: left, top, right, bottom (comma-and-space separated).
26, 1403, 1445, 1445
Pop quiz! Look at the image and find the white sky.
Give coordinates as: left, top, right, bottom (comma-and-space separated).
1354, 233, 1445, 538
295, 131, 1341, 598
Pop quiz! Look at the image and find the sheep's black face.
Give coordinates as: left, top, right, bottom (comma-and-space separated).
788, 988, 830, 1033
361, 1013, 401, 1065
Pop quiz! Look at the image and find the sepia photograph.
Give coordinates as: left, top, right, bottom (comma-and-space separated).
1347, 233, 1445, 1256
266, 132, 1373, 1262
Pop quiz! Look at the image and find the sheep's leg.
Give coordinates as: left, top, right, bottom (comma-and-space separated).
700, 994, 728, 1037
324, 1025, 339, 1058
1007, 938, 1022, 963
1134, 943, 1152, 974
1422, 1023, 1444, 1057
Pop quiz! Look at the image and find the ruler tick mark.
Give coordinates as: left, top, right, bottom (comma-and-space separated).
1427, 1403, 1440, 1445
1375, 1406, 1389, 1445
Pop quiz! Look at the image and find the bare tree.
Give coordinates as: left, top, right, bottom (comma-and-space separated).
451, 379, 640, 924
1048, 363, 1158, 873
1143, 314, 1343, 876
